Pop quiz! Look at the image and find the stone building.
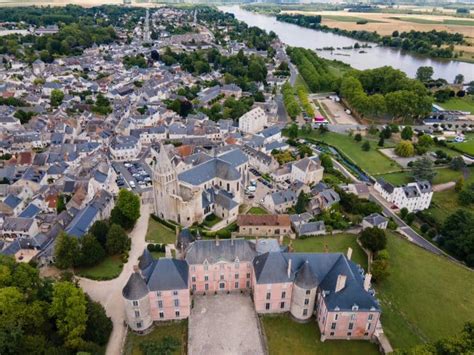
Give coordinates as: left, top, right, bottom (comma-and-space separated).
152, 144, 248, 227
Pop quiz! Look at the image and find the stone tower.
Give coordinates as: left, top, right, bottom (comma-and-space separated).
153, 144, 178, 220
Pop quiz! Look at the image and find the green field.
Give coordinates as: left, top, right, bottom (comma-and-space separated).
292, 233, 368, 270
440, 97, 474, 114
449, 133, 474, 155
301, 131, 401, 175
76, 255, 123, 280
323, 15, 384, 23
378, 167, 464, 186
391, 17, 474, 26
262, 314, 380, 355
377, 233, 474, 350
247, 206, 269, 215
124, 321, 187, 355
146, 217, 177, 244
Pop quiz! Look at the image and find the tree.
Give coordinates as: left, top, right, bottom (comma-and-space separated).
400, 207, 408, 220
405, 212, 415, 225
378, 136, 384, 147
354, 133, 362, 142
89, 220, 109, 248
401, 126, 413, 140
84, 297, 112, 346
459, 183, 474, 206
320, 154, 333, 170
54, 232, 79, 269
371, 258, 390, 282
0, 287, 27, 354
411, 157, 436, 182
78, 234, 105, 267
359, 227, 387, 254
467, 81, 474, 95
50, 89, 64, 107
416, 66, 434, 83
287, 123, 298, 140
395, 140, 415, 157
295, 192, 309, 214
455, 176, 464, 192
417, 134, 433, 148
49, 282, 88, 349
440, 209, 474, 267
106, 224, 129, 255
110, 189, 140, 230
454, 74, 464, 85
381, 126, 392, 139
450, 156, 465, 171
361, 141, 370, 151
140, 336, 180, 355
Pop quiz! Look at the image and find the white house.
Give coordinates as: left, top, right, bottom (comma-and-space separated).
238, 107, 267, 134
374, 179, 433, 212
109, 135, 142, 161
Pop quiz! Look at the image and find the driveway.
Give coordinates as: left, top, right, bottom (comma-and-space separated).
79, 204, 150, 355
188, 294, 265, 355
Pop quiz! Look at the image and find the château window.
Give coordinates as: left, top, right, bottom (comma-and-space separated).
304, 298, 309, 305
265, 303, 270, 310
136, 322, 142, 329
132, 300, 139, 307
156, 292, 161, 297
173, 291, 178, 296
134, 310, 140, 318
281, 291, 286, 299
303, 309, 308, 316
331, 323, 336, 330
280, 302, 285, 309
368, 314, 373, 321
266, 292, 271, 300
174, 299, 179, 307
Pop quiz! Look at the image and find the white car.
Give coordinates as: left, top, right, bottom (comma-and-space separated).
246, 185, 256, 192
129, 181, 136, 188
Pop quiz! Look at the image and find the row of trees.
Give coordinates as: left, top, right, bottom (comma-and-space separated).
340, 66, 432, 121
287, 47, 337, 92
282, 82, 301, 119
0, 256, 112, 353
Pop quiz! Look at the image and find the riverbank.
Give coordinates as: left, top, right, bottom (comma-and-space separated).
220, 6, 473, 82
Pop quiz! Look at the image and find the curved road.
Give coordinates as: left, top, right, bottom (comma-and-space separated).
79, 204, 150, 355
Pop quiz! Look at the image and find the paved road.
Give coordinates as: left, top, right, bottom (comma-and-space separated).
79, 204, 150, 355
289, 62, 298, 86
275, 94, 289, 123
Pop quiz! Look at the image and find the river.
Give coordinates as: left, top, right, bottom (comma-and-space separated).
220, 5, 474, 82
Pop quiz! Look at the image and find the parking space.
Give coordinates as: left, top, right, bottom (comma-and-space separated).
246, 169, 274, 205
112, 161, 153, 194
188, 294, 265, 355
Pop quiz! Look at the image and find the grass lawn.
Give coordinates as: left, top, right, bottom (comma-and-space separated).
449, 133, 474, 155
302, 131, 400, 175
76, 255, 123, 280
439, 97, 474, 114
247, 206, 269, 215
424, 188, 463, 224
291, 233, 368, 270
262, 314, 380, 355
124, 320, 187, 355
146, 217, 176, 244
151, 251, 166, 259
376, 232, 474, 350
377, 167, 464, 186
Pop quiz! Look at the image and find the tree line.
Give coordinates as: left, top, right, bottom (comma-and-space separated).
282, 82, 301, 119
0, 256, 112, 354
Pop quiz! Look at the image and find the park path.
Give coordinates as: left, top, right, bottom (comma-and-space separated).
79, 204, 150, 355
432, 181, 455, 192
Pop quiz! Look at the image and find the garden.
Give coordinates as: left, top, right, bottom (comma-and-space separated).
146, 216, 177, 244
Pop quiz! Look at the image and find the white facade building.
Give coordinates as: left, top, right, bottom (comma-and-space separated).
374, 179, 433, 212
238, 107, 267, 134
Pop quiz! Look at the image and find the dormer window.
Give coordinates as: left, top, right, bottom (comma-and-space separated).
352, 304, 359, 311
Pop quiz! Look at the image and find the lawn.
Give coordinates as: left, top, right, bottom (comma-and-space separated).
449, 133, 474, 155
146, 217, 177, 244
76, 255, 123, 280
291, 233, 368, 271
201, 213, 222, 228
124, 320, 187, 355
439, 97, 474, 114
377, 232, 474, 350
302, 131, 400, 175
247, 206, 269, 215
151, 251, 166, 259
262, 314, 380, 355
378, 167, 464, 186
424, 188, 463, 224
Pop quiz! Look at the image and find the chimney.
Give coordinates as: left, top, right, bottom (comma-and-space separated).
335, 274, 347, 293
364, 273, 372, 292
215, 236, 219, 246
279, 234, 283, 245
287, 258, 292, 278
346, 247, 353, 261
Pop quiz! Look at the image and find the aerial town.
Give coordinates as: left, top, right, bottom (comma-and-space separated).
0, 4, 473, 355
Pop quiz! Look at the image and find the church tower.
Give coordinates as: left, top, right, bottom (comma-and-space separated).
153, 144, 178, 220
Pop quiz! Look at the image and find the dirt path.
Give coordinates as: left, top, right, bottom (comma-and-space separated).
79, 204, 150, 355
432, 181, 455, 192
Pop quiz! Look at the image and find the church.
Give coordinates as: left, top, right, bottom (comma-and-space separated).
152, 144, 249, 227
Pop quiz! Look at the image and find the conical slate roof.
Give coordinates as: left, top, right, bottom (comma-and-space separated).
138, 249, 154, 270
295, 260, 318, 289
122, 272, 148, 300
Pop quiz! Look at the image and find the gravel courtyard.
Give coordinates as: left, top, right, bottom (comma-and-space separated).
188, 293, 265, 355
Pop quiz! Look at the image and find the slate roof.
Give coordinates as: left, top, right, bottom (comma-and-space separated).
363, 213, 387, 227
122, 272, 149, 300
178, 155, 242, 186
147, 258, 189, 291
253, 252, 292, 284
4, 194, 22, 209
296, 221, 326, 236
18, 203, 41, 218
185, 239, 256, 264
377, 179, 394, 194
294, 261, 318, 289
